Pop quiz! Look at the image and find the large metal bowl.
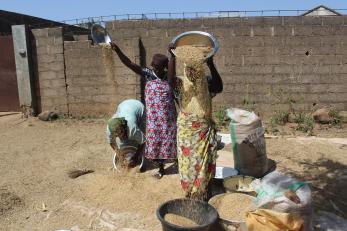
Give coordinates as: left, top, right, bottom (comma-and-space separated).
91, 24, 112, 44
209, 192, 256, 231
171, 31, 219, 59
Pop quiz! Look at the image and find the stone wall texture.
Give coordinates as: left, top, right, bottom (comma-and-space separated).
31, 16, 347, 118
64, 38, 140, 116
31, 27, 68, 113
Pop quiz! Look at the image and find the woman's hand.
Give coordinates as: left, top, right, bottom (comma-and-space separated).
168, 43, 176, 57
167, 43, 176, 88
206, 56, 214, 67
110, 42, 119, 52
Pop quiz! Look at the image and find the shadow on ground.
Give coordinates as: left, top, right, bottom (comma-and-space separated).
284, 158, 347, 218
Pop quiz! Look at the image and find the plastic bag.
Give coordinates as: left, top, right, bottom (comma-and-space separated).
246, 209, 304, 231
251, 171, 313, 231
226, 108, 262, 143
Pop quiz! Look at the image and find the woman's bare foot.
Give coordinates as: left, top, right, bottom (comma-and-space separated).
152, 164, 165, 179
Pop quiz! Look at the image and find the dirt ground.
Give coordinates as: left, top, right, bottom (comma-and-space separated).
0, 113, 346, 231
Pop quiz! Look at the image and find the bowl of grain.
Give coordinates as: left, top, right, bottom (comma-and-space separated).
157, 198, 218, 231
171, 31, 219, 60
209, 192, 256, 230
223, 175, 256, 196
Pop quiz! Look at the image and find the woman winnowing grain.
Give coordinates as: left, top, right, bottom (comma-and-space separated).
106, 99, 146, 169
168, 44, 223, 200
110, 42, 177, 179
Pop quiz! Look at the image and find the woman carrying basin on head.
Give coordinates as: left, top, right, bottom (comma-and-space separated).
168, 38, 223, 200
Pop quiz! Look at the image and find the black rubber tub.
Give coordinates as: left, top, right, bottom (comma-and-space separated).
156, 198, 219, 231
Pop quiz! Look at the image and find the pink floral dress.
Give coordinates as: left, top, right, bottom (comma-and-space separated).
143, 68, 177, 159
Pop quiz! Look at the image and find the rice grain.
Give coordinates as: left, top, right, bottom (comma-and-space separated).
164, 213, 198, 227
209, 193, 256, 222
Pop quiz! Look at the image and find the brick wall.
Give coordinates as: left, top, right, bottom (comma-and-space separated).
31, 28, 140, 116
64, 38, 141, 116
31, 27, 68, 113
107, 16, 347, 117
31, 16, 347, 118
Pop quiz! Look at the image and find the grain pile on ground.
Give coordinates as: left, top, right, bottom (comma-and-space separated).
209, 193, 257, 221
0, 113, 346, 230
164, 213, 198, 227
0, 188, 22, 216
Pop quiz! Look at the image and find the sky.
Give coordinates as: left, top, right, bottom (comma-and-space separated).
1, 0, 346, 22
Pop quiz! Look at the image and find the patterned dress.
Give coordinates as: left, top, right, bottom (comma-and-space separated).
177, 113, 218, 199
142, 68, 177, 160
175, 64, 218, 200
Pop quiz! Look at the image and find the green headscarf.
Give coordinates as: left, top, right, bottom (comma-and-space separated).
108, 117, 128, 140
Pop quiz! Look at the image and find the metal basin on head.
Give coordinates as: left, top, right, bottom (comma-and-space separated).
171, 31, 219, 59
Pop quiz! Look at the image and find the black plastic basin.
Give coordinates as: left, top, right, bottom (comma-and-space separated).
156, 198, 219, 231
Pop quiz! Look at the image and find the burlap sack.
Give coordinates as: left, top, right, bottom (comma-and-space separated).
227, 108, 268, 178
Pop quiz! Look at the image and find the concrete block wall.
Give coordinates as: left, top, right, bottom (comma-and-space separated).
30, 17, 347, 119
107, 17, 347, 117
63, 38, 141, 116
31, 27, 68, 113
31, 27, 140, 116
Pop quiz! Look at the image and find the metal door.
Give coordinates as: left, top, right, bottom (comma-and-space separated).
0, 35, 20, 111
